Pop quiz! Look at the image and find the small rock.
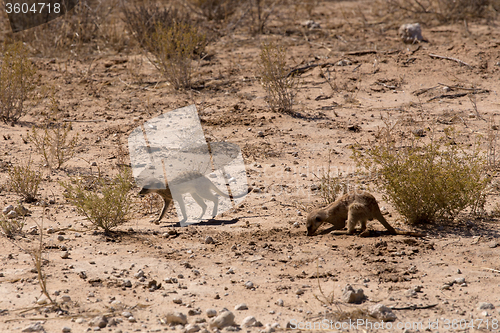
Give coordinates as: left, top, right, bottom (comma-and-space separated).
206, 309, 217, 318
301, 20, 321, 29
209, 311, 236, 329
61, 295, 71, 303
57, 235, 64, 241
412, 129, 425, 137
123, 279, 132, 288
295, 289, 304, 295
276, 299, 284, 307
60, 251, 69, 259
36, 295, 49, 305
489, 241, 498, 248
185, 324, 201, 333
6, 210, 17, 219
257, 131, 264, 138
455, 277, 466, 284
166, 311, 187, 325
21, 322, 44, 332
205, 236, 215, 244
399, 23, 424, 44
134, 269, 145, 278
342, 285, 365, 303
244, 281, 254, 289
2, 205, 14, 215
369, 304, 397, 322
478, 302, 495, 310
242, 316, 262, 327
62, 327, 71, 333
121, 311, 132, 318
235, 303, 248, 310
90, 316, 108, 328
128, 316, 137, 323
173, 298, 182, 304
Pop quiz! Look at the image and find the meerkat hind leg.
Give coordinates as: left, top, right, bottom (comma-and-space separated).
155, 195, 173, 225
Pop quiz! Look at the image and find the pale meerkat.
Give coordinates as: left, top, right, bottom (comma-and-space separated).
139, 171, 247, 224
306, 191, 424, 237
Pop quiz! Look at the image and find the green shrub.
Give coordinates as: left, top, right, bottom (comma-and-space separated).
61, 168, 133, 233
352, 128, 490, 224
8, 159, 42, 203
0, 42, 38, 124
28, 94, 79, 169
257, 42, 298, 114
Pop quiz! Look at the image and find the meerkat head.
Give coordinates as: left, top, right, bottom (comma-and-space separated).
306, 210, 327, 236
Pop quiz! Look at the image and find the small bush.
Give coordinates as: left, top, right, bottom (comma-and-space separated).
122, 3, 206, 89
28, 94, 79, 169
352, 128, 490, 224
8, 159, 42, 203
0, 42, 38, 124
149, 22, 206, 89
0, 215, 25, 238
61, 168, 133, 233
384, 0, 498, 24
257, 42, 298, 114
187, 0, 239, 21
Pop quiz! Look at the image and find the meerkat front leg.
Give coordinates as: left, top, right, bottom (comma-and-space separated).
347, 202, 368, 234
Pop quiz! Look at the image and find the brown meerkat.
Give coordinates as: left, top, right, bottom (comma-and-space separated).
139, 171, 247, 224
306, 191, 424, 237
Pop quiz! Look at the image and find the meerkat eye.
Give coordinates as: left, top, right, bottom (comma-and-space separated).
315, 216, 322, 222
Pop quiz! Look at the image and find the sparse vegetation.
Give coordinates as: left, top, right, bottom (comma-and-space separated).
8, 159, 42, 203
0, 214, 25, 238
384, 0, 499, 23
122, 3, 206, 89
257, 42, 298, 114
28, 94, 79, 169
314, 150, 345, 205
187, 0, 240, 21
0, 42, 38, 124
149, 22, 207, 89
352, 126, 490, 224
61, 168, 133, 233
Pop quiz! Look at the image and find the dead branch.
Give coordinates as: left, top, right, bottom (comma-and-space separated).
429, 54, 471, 68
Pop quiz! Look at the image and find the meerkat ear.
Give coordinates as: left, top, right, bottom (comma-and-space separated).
315, 216, 322, 222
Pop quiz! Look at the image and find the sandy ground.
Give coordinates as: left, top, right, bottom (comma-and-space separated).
1, 1, 500, 332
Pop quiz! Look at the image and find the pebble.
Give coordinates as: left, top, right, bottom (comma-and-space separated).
478, 302, 495, 310
62, 327, 71, 333
369, 304, 397, 321
57, 235, 64, 241
295, 289, 304, 295
6, 210, 17, 219
235, 303, 248, 310
209, 311, 236, 329
90, 316, 108, 328
185, 324, 201, 333
244, 281, 254, 289
173, 298, 182, 304
2, 205, 14, 215
123, 279, 132, 288
342, 285, 365, 303
276, 299, 284, 307
205, 236, 215, 244
21, 322, 44, 332
61, 295, 71, 303
122, 311, 132, 318
206, 309, 217, 317
128, 316, 136, 323
166, 311, 187, 325
36, 295, 49, 305
61, 251, 69, 259
134, 269, 145, 278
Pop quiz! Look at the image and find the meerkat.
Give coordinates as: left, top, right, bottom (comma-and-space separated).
139, 171, 247, 224
306, 191, 424, 237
